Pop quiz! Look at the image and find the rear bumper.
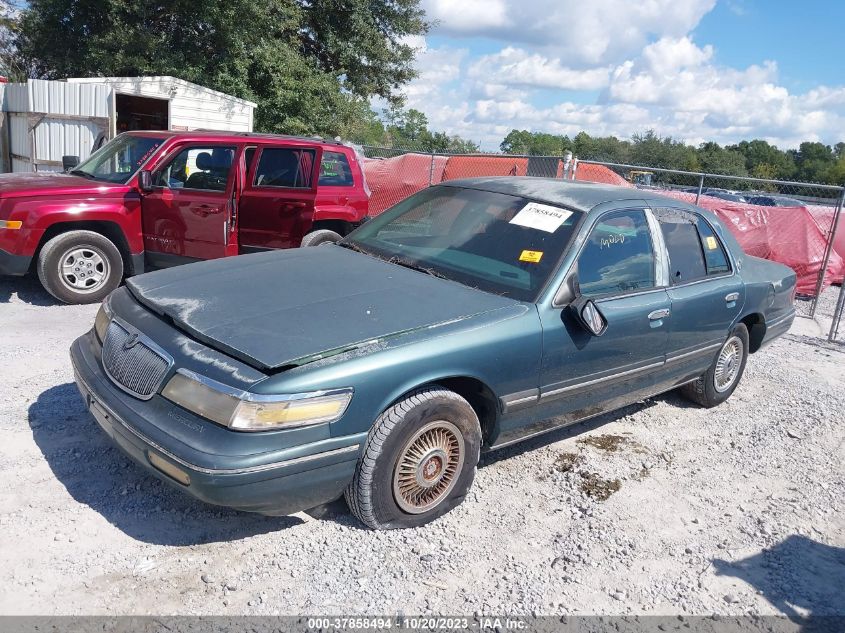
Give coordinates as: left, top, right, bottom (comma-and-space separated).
0, 248, 32, 276
760, 309, 796, 348
69, 330, 362, 515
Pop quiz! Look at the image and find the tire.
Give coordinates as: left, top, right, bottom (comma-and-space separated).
37, 230, 124, 304
680, 323, 749, 408
345, 387, 482, 530
300, 229, 343, 247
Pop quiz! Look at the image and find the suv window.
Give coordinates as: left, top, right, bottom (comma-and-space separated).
319, 151, 354, 186
656, 208, 730, 283
254, 148, 315, 188
577, 210, 656, 296
155, 146, 235, 192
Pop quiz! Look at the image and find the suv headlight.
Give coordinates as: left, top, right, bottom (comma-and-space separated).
94, 296, 113, 342
162, 369, 353, 431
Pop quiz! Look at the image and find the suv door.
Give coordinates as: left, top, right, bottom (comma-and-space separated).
651, 206, 744, 382
238, 144, 323, 251
142, 143, 239, 265
502, 208, 672, 442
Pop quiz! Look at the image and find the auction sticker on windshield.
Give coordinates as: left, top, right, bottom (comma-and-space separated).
510, 202, 573, 233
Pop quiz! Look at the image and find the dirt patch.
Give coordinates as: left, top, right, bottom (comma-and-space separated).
554, 452, 582, 473
578, 472, 622, 500
578, 433, 646, 453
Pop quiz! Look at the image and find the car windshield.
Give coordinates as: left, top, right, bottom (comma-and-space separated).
343, 185, 582, 302
72, 134, 165, 184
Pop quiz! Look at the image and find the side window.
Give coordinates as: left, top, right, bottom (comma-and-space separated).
656, 208, 729, 283
244, 147, 257, 174
253, 148, 315, 188
154, 146, 235, 192
696, 219, 731, 275
319, 151, 354, 186
577, 210, 656, 296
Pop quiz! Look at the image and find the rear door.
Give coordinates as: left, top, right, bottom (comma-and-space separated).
651, 206, 744, 381
238, 144, 323, 251
141, 143, 239, 265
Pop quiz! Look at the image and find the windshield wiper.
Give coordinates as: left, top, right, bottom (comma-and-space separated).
336, 241, 367, 254
69, 170, 96, 180
387, 256, 447, 279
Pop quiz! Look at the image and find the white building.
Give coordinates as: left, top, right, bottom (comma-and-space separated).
0, 76, 257, 173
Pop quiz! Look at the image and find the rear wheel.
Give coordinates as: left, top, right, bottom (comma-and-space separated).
300, 229, 342, 247
345, 387, 481, 530
680, 323, 749, 408
37, 230, 123, 304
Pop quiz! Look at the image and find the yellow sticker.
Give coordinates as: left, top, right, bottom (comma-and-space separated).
519, 250, 543, 263
705, 236, 718, 250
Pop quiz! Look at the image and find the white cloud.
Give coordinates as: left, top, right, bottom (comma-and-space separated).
422, 0, 717, 66
468, 48, 611, 91
390, 3, 845, 151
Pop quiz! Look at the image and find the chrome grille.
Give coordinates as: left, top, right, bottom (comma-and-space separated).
102, 321, 171, 399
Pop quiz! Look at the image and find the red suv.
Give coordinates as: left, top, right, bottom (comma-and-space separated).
0, 131, 369, 303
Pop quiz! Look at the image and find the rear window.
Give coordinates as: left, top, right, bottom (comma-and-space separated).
655, 208, 730, 284
319, 151, 354, 186
253, 148, 315, 188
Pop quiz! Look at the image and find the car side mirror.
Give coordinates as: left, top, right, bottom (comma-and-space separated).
570, 296, 607, 336
62, 155, 80, 171
138, 170, 153, 193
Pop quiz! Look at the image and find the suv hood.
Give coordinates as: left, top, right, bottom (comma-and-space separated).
0, 172, 127, 199
126, 247, 518, 371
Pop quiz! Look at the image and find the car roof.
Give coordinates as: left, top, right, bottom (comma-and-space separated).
125, 129, 349, 149
439, 176, 697, 214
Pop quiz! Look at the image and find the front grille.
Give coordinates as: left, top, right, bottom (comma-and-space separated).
102, 321, 171, 399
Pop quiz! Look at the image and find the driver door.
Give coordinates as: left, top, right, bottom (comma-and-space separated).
534, 208, 671, 426
141, 144, 239, 266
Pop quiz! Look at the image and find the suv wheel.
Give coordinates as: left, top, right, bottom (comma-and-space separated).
679, 323, 749, 408
300, 229, 343, 247
37, 231, 124, 304
345, 387, 481, 530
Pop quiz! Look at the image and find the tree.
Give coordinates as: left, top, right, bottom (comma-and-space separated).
15, 0, 427, 136
0, 0, 25, 80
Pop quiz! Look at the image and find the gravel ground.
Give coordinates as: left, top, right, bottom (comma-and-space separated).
0, 274, 842, 617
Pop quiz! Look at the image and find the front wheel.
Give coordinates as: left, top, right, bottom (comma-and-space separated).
36, 230, 124, 304
679, 323, 749, 408
300, 229, 343, 247
345, 387, 481, 530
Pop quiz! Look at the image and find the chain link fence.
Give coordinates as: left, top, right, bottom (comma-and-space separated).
359, 146, 845, 339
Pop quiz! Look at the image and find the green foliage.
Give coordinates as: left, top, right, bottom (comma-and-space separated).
14, 0, 427, 137
346, 106, 478, 153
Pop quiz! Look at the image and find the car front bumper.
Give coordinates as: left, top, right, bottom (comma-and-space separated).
0, 248, 32, 276
70, 330, 363, 516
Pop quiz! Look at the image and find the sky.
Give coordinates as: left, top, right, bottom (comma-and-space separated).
391, 0, 845, 151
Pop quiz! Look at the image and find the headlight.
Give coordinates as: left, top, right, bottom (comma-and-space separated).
161, 369, 353, 432
94, 296, 113, 342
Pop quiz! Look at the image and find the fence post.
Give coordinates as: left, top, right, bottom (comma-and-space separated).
428, 153, 435, 186
811, 185, 845, 318
695, 175, 705, 205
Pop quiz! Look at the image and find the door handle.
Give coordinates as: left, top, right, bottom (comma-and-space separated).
725, 292, 739, 303
648, 309, 670, 320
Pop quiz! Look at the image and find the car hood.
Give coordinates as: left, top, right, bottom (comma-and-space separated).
126, 247, 519, 372
0, 172, 128, 199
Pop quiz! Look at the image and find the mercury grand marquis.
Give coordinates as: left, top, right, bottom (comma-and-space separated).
70, 178, 797, 529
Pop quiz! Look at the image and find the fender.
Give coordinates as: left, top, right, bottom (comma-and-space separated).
313, 203, 367, 224
8, 192, 145, 255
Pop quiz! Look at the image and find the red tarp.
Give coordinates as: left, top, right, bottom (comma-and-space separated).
361, 153, 843, 295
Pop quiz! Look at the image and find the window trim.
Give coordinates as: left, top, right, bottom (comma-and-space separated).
250, 146, 318, 190
150, 143, 238, 194
562, 207, 663, 302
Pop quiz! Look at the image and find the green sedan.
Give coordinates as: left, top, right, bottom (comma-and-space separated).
70, 178, 797, 529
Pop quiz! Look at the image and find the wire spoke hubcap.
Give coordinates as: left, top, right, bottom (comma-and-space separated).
59, 247, 109, 293
393, 420, 465, 514
714, 336, 743, 393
